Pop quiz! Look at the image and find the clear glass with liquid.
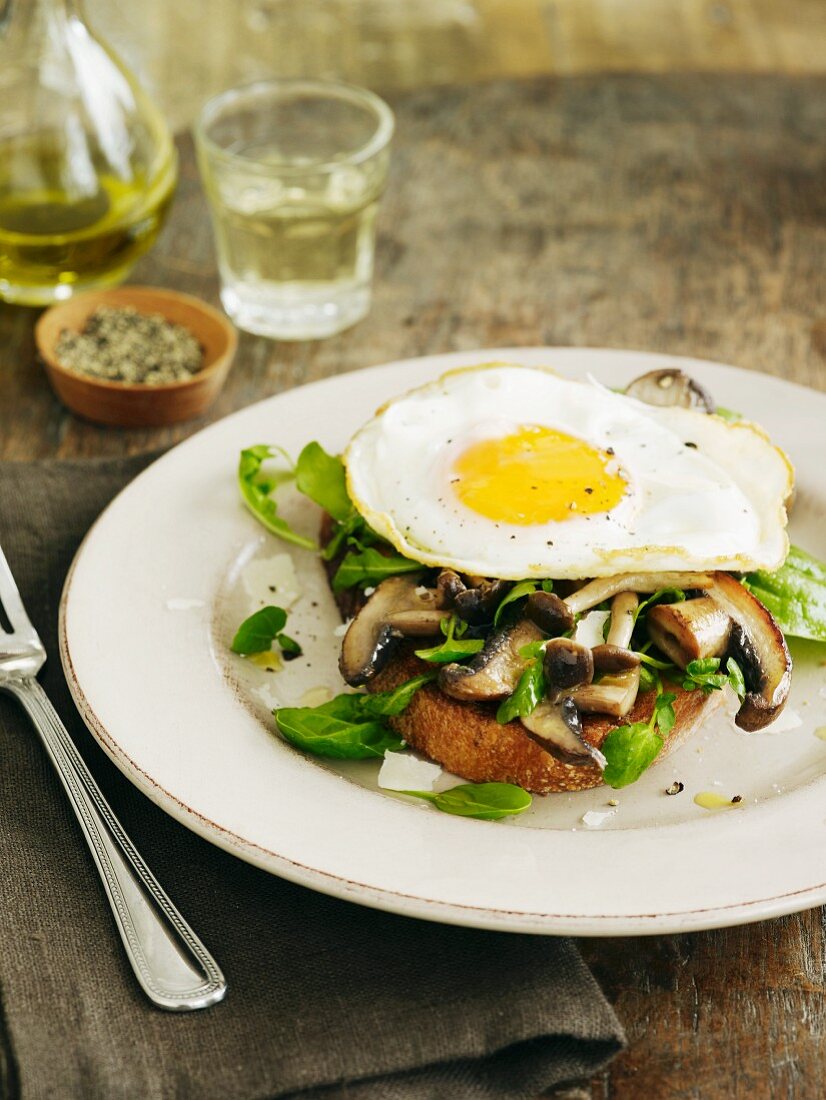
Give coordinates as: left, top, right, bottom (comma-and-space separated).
195, 80, 394, 341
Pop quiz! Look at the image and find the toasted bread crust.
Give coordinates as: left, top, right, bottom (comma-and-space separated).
369, 646, 721, 793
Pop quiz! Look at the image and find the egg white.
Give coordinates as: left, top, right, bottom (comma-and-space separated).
344, 364, 793, 580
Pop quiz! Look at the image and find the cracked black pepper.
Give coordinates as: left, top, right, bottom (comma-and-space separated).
54, 306, 203, 384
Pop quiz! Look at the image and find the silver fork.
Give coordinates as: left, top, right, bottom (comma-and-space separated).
0, 543, 226, 1011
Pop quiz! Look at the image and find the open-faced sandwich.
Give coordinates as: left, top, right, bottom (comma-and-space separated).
233, 363, 826, 815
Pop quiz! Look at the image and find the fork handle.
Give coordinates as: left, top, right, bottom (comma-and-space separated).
7, 677, 226, 1011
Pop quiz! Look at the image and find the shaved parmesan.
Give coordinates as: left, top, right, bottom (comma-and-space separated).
378, 751, 444, 792
574, 610, 611, 649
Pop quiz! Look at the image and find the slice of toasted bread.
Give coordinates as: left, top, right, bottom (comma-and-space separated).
368, 647, 723, 793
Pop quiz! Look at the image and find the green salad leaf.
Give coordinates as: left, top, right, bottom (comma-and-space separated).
602, 683, 675, 788
745, 545, 826, 642
415, 616, 485, 663
496, 653, 546, 724
333, 546, 421, 591
274, 674, 433, 759
238, 446, 317, 550
231, 605, 302, 659
275, 704, 403, 759
295, 442, 353, 524
402, 782, 532, 821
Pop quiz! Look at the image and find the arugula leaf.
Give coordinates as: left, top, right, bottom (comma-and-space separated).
715, 406, 742, 422
332, 546, 421, 591
402, 782, 532, 821
231, 606, 304, 659
238, 446, 317, 551
276, 633, 303, 659
745, 545, 826, 642
356, 672, 436, 716
295, 442, 353, 523
415, 616, 485, 663
231, 606, 287, 654
496, 656, 546, 724
274, 674, 433, 758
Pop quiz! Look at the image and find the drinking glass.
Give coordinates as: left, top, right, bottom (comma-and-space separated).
195, 79, 394, 340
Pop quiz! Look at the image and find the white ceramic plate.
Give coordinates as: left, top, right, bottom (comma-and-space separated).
60, 348, 826, 935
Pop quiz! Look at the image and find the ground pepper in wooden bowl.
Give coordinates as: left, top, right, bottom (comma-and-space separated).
54, 306, 203, 384
35, 285, 237, 427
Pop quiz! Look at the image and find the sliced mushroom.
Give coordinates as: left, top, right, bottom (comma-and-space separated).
572, 675, 641, 718
625, 368, 715, 413
704, 571, 792, 731
565, 572, 713, 616
573, 592, 641, 718
436, 569, 467, 605
543, 638, 594, 693
526, 590, 575, 636
385, 608, 453, 636
454, 578, 510, 625
339, 575, 446, 686
646, 597, 732, 667
438, 619, 544, 702
591, 644, 641, 672
521, 697, 607, 768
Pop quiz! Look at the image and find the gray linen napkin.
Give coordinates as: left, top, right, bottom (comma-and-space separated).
0, 456, 625, 1100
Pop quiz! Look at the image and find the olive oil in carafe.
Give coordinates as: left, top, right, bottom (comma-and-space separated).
0, 137, 176, 305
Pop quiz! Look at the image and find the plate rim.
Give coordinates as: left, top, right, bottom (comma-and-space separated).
59, 345, 826, 936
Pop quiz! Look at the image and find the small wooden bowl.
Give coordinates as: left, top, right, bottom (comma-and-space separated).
36, 286, 238, 428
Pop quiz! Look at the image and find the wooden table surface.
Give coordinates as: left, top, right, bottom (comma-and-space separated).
2, 74, 826, 1097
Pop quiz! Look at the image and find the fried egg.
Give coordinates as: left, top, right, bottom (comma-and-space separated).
344, 364, 793, 580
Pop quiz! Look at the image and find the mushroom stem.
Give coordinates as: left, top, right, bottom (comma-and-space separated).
646, 597, 732, 668
565, 573, 713, 616
571, 592, 641, 718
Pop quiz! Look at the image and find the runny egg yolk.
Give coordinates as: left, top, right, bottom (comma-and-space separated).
451, 424, 626, 525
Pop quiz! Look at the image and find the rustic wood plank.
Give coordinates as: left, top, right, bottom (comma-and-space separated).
93, 0, 826, 132
1, 74, 825, 1097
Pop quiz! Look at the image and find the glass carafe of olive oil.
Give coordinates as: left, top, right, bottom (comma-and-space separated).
0, 0, 177, 305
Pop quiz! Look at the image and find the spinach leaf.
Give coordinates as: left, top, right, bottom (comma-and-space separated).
496, 655, 546, 724
231, 605, 299, 657
415, 616, 485, 663
402, 782, 532, 821
602, 684, 675, 788
275, 705, 403, 759
356, 672, 436, 716
332, 546, 421, 591
273, 673, 433, 759
745, 544, 826, 642
295, 442, 353, 524
238, 446, 317, 551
